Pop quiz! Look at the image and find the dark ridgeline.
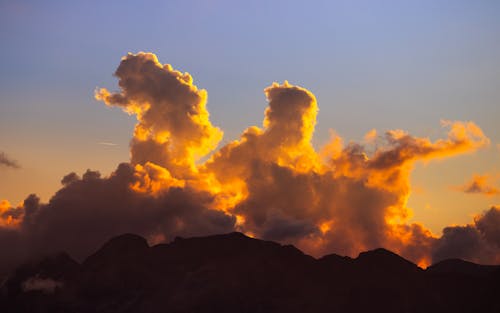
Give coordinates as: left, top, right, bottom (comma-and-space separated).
1, 232, 499, 313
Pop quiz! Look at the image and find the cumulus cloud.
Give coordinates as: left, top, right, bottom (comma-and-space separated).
0, 52, 497, 275
203, 83, 490, 265
432, 206, 500, 264
0, 151, 20, 169
475, 206, 500, 247
458, 174, 500, 196
95, 52, 222, 178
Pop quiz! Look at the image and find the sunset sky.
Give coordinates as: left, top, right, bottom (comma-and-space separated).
0, 0, 499, 268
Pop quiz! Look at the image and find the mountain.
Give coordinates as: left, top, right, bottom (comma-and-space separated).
427, 258, 500, 278
1, 232, 499, 313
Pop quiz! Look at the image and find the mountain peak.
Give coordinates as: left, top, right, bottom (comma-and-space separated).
83, 233, 148, 267
105, 233, 148, 247
357, 247, 399, 258
428, 258, 500, 278
356, 247, 421, 273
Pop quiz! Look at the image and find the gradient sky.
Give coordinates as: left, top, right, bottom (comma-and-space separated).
1, 0, 499, 237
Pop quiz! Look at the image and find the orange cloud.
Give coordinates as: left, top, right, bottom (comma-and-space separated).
0, 200, 22, 227
95, 52, 223, 178
458, 174, 500, 196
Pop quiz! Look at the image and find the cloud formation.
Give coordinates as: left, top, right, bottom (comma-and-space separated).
432, 206, 500, 264
95, 52, 223, 178
458, 174, 500, 196
0, 165, 235, 276
0, 151, 20, 169
0, 52, 497, 274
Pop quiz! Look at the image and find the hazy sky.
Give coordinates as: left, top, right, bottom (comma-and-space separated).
1, 0, 499, 236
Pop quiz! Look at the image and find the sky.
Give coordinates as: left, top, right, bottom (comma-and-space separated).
0, 0, 499, 269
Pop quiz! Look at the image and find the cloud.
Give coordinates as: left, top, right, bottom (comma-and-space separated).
432, 206, 500, 264
22, 276, 63, 294
0, 52, 497, 275
475, 205, 500, 247
0, 151, 20, 169
458, 174, 500, 196
97, 142, 118, 146
95, 52, 223, 178
203, 84, 490, 266
0, 164, 235, 276
0, 200, 23, 227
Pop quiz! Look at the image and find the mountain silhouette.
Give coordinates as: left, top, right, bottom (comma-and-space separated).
1, 232, 499, 313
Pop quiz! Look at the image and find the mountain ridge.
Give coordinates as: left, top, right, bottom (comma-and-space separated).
1, 232, 499, 313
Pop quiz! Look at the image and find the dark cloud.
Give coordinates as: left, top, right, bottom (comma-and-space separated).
433, 225, 488, 263
60, 172, 80, 186
475, 206, 500, 247
0, 163, 235, 275
0, 151, 20, 169
432, 207, 500, 264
